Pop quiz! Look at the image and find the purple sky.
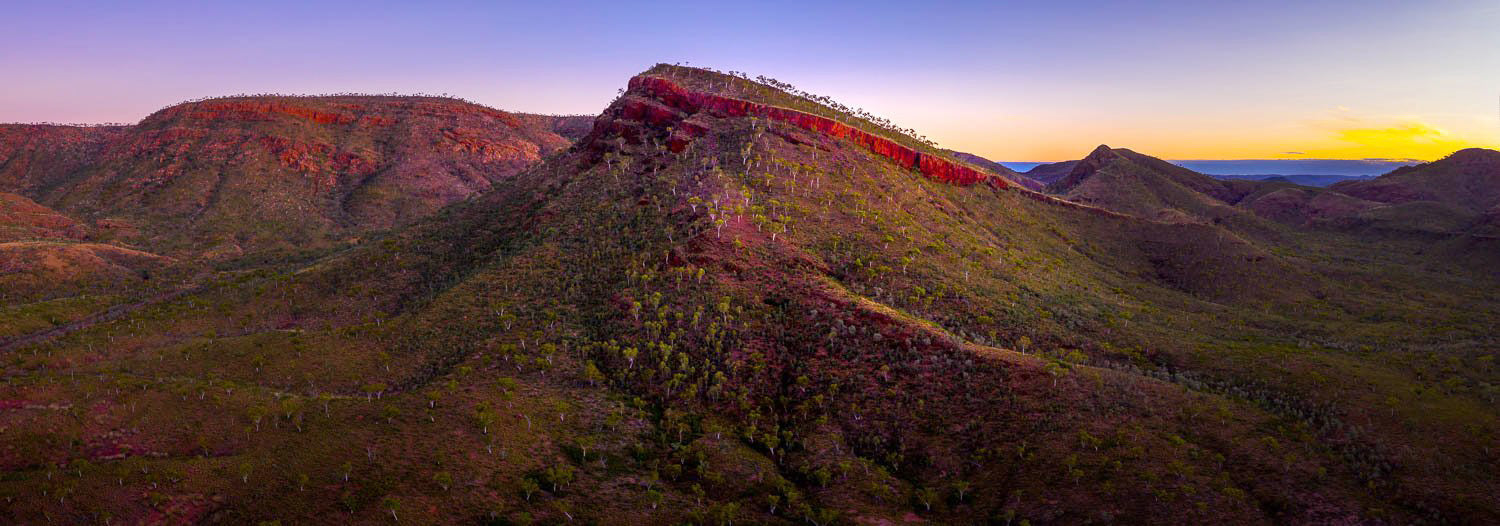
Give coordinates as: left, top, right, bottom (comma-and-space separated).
3, 0, 1497, 161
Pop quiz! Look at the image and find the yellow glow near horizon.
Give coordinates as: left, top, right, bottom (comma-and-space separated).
1299, 122, 1483, 161
937, 113, 1498, 163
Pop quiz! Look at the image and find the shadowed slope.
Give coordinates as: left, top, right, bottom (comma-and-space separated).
1331, 148, 1500, 212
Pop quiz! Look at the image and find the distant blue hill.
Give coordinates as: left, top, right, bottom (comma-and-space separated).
1170, 159, 1418, 177
1204, 173, 1375, 187
997, 158, 1419, 188
997, 162, 1047, 173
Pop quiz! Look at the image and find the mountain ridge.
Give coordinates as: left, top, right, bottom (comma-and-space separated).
0, 96, 594, 257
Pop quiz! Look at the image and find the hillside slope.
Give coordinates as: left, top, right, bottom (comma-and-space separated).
1323, 148, 1500, 236
0, 98, 592, 257
1044, 145, 1280, 229
0, 192, 87, 242
1331, 148, 1500, 212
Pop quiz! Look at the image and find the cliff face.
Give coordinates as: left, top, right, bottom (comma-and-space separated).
605, 75, 1004, 188
0, 97, 589, 255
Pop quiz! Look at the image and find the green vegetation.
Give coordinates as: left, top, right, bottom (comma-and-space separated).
0, 65, 1495, 524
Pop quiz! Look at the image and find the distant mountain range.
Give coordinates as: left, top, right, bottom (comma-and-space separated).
999, 158, 1418, 187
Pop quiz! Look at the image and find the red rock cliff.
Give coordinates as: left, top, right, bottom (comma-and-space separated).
616, 75, 1003, 188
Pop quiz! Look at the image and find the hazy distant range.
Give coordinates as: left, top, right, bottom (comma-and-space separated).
999, 158, 1420, 187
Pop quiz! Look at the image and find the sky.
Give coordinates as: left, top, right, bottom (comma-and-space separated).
2, 0, 1497, 162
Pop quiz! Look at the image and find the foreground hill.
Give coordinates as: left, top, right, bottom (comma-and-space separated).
1, 66, 1497, 525
0, 97, 592, 257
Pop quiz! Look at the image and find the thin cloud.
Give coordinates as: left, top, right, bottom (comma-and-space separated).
1300, 113, 1483, 160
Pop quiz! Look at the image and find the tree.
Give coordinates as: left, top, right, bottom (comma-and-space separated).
382, 496, 401, 522
952, 480, 971, 503
582, 361, 604, 387
475, 405, 498, 435
237, 461, 253, 484
247, 405, 269, 432
361, 382, 387, 401
519, 477, 539, 501
576, 436, 596, 460
433, 471, 453, 492
712, 502, 741, 526
915, 486, 937, 511
553, 501, 574, 522
812, 467, 831, 487
543, 464, 575, 492
807, 507, 839, 526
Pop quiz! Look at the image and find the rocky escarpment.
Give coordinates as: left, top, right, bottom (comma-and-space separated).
600, 74, 1005, 188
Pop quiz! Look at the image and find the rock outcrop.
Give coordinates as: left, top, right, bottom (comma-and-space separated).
608, 75, 1004, 188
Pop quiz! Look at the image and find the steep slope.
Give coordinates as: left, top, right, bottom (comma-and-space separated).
0, 98, 590, 256
2, 66, 1497, 525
